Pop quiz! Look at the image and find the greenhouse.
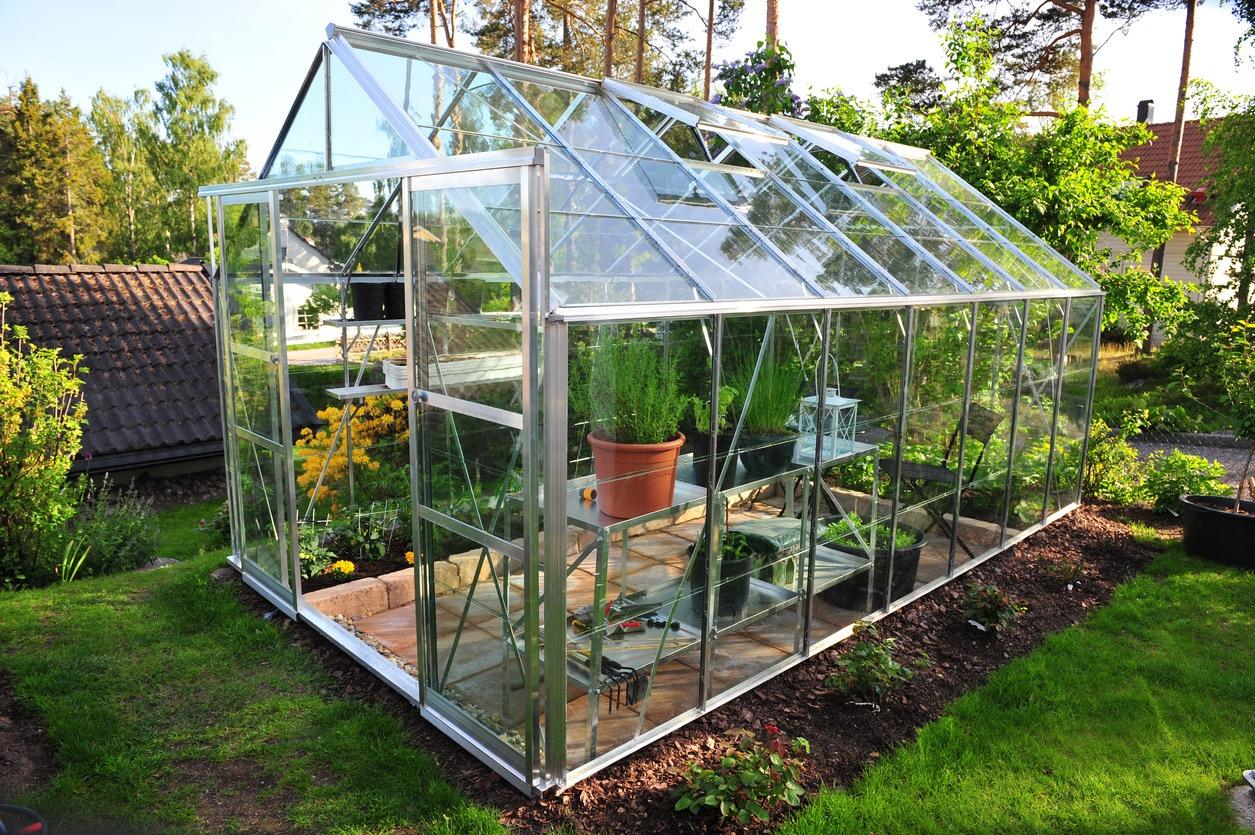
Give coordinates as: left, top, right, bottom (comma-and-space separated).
200, 23, 1103, 794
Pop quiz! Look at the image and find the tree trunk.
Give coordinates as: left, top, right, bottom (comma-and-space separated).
604, 0, 618, 78
1154, 0, 1196, 279
1077, 0, 1096, 106
766, 0, 779, 48
635, 0, 646, 83
440, 0, 456, 47
703, 0, 715, 99
514, 0, 530, 63
64, 139, 77, 262
430, 0, 439, 44
125, 150, 137, 263
189, 198, 197, 257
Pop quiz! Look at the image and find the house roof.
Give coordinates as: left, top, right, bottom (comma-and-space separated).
1122, 119, 1214, 224
0, 263, 224, 471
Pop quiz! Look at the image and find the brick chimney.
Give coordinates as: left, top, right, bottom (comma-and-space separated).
1136, 99, 1155, 123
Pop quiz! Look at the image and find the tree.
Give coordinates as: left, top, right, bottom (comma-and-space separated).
89, 91, 163, 263
712, 40, 803, 115
1186, 84, 1255, 307
874, 59, 944, 114
1151, 0, 1196, 277
701, 0, 745, 99
352, 0, 458, 45
766, 0, 779, 46
916, 0, 1182, 108
0, 78, 110, 264
138, 51, 248, 260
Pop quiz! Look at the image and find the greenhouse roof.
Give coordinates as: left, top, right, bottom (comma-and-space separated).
203, 24, 1100, 312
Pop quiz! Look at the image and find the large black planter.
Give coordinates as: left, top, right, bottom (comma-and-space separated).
688, 433, 737, 490
821, 523, 927, 611
383, 282, 406, 319
738, 432, 797, 478
1180, 494, 1255, 568
349, 282, 385, 321
686, 543, 753, 625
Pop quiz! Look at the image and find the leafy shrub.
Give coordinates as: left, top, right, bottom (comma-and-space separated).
204, 500, 231, 547
1082, 418, 1146, 504
825, 622, 929, 705
962, 583, 1025, 634
71, 477, 159, 576
298, 526, 336, 579
0, 291, 88, 588
674, 724, 809, 824
1142, 449, 1232, 513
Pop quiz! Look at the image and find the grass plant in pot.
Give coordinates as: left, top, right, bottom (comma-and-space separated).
686, 385, 738, 491
586, 333, 687, 519
1180, 320, 1255, 567
728, 352, 805, 478
819, 513, 927, 610
687, 530, 755, 625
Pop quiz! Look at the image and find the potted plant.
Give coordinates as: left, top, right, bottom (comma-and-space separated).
818, 513, 927, 610
1180, 320, 1255, 567
586, 333, 687, 519
728, 352, 805, 477
686, 385, 738, 490
687, 530, 756, 625
349, 280, 385, 321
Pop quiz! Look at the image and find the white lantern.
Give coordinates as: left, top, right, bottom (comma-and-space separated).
797, 389, 859, 460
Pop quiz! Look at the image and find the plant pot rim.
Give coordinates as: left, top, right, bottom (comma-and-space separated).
587, 429, 685, 452
1180, 494, 1255, 517
741, 429, 798, 439
821, 520, 927, 553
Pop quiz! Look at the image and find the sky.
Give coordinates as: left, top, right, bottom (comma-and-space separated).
1, 0, 1252, 172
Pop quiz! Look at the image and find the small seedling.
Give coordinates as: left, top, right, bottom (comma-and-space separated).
962, 583, 1025, 635
825, 622, 930, 708
674, 723, 809, 825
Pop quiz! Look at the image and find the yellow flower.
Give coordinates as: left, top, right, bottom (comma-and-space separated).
405, 551, 415, 565
326, 559, 356, 576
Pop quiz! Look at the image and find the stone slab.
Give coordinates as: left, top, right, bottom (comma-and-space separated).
304, 576, 389, 620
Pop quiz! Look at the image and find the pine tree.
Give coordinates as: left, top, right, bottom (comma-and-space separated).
0, 78, 109, 264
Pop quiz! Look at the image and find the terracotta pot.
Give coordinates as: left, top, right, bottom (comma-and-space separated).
588, 430, 685, 519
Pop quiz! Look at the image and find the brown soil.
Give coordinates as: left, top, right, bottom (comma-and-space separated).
0, 669, 57, 801
221, 504, 1172, 835
300, 540, 413, 593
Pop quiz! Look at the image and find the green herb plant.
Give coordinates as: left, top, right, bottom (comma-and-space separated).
825, 622, 930, 707
56, 538, 90, 584
587, 332, 686, 444
822, 513, 920, 552
689, 384, 737, 433
962, 583, 1025, 635
674, 723, 809, 824
727, 351, 805, 436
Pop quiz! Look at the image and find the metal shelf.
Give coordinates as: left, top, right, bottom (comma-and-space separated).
327, 384, 405, 401
323, 318, 406, 328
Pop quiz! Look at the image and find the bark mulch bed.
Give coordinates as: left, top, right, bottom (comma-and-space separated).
227, 504, 1172, 834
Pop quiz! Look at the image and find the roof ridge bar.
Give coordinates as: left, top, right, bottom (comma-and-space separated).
838, 133, 1068, 290
776, 137, 1027, 292
730, 136, 975, 294
599, 89, 894, 298
480, 62, 717, 302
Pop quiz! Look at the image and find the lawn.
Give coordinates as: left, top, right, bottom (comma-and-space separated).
0, 499, 501, 834
777, 533, 1255, 834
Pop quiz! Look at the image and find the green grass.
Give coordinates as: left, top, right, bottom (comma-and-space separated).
778, 542, 1255, 834
0, 503, 501, 834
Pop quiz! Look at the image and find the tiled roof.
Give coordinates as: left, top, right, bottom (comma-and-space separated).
1121, 119, 1215, 224
0, 263, 223, 470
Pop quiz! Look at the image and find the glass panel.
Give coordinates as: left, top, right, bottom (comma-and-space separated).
328, 50, 412, 168
1007, 300, 1066, 533
1048, 297, 1100, 513
223, 202, 277, 352
268, 55, 327, 177
356, 46, 545, 155
952, 301, 1022, 568
509, 80, 670, 160
561, 320, 709, 769
813, 307, 907, 641
895, 305, 975, 589
865, 168, 1056, 291
914, 156, 1097, 290
278, 179, 402, 277
237, 435, 292, 591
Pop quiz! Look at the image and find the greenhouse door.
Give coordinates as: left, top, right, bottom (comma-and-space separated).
405, 162, 544, 783
217, 194, 300, 615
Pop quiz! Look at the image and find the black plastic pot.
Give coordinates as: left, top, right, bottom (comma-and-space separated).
383, 282, 406, 319
820, 523, 927, 611
349, 282, 385, 321
687, 543, 753, 625
1180, 494, 1255, 568
738, 432, 797, 478
688, 433, 737, 490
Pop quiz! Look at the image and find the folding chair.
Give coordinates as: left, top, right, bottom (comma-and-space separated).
882, 403, 1003, 559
